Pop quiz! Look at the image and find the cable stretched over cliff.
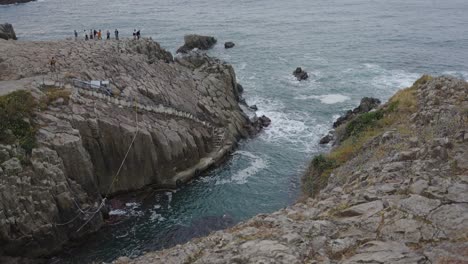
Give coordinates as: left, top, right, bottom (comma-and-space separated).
75, 99, 140, 232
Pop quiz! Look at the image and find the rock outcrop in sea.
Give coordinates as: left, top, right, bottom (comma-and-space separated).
293, 67, 308, 81
0, 37, 264, 261
0, 0, 33, 5
0, 23, 17, 40
115, 75, 468, 263
177, 34, 217, 54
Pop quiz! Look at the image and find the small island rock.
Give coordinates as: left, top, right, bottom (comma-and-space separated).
293, 67, 308, 81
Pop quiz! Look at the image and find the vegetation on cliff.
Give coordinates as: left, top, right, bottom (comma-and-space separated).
0, 90, 37, 153
303, 75, 427, 197
114, 75, 468, 263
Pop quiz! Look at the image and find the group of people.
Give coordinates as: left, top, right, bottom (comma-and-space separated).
73, 28, 142, 41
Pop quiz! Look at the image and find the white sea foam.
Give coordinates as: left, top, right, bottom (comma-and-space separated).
295, 94, 350, 104
245, 95, 328, 153
149, 211, 166, 222
109, 209, 127, 216
216, 151, 268, 185
442, 70, 468, 81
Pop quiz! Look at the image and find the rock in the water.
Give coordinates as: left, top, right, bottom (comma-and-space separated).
0, 0, 35, 5
236, 83, 244, 94
249, 104, 258, 111
0, 23, 17, 40
224, 42, 235, 49
319, 133, 333, 144
177, 34, 217, 53
293, 67, 308, 81
249, 115, 271, 135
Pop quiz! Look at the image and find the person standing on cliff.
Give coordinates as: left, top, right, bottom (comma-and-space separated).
133, 29, 137, 40
106, 30, 110, 40
98, 30, 102, 40
90, 29, 93, 39
114, 29, 119, 40
74, 30, 78, 40
136, 30, 141, 40
49, 57, 56, 72
84, 30, 89, 40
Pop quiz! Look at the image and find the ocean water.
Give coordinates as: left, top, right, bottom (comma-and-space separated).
1, 0, 468, 262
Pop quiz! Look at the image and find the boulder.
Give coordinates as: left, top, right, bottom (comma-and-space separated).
224, 42, 235, 49
293, 67, 308, 81
177, 34, 217, 54
0, 23, 17, 40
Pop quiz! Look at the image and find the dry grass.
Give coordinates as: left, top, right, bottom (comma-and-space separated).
39, 87, 71, 109
302, 76, 423, 197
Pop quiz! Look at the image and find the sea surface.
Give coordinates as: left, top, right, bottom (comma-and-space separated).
1, 0, 468, 262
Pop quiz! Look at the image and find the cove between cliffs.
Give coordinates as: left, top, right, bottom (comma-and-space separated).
0, 38, 268, 262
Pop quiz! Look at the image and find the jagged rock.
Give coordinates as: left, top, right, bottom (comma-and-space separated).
293, 67, 308, 81
120, 76, 468, 264
224, 42, 235, 49
0, 23, 16, 40
0, 38, 260, 259
249, 104, 258, 111
177, 34, 217, 53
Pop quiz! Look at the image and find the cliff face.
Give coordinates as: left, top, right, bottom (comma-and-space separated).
116, 76, 468, 264
0, 38, 253, 259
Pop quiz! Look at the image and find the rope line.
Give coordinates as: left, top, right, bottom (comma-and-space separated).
75, 98, 140, 232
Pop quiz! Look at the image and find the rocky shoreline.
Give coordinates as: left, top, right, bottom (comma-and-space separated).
0, 36, 268, 262
114, 75, 468, 263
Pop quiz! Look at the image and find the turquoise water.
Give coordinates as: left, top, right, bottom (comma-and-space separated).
2, 0, 468, 262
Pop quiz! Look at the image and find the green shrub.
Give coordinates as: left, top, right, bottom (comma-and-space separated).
344, 110, 384, 139
0, 90, 37, 153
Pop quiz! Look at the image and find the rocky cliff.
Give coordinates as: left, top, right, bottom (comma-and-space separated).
0, 38, 259, 261
115, 75, 468, 264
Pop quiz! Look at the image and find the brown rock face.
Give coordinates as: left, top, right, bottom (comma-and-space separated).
0, 38, 257, 259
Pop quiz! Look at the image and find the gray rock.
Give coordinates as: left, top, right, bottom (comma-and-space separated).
1, 157, 22, 174
177, 34, 217, 53
224, 42, 235, 49
399, 194, 441, 217
0, 23, 16, 40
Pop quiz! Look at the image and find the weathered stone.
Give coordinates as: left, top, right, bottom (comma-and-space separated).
399, 194, 441, 217
1, 158, 22, 175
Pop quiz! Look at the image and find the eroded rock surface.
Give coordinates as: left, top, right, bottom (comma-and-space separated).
116, 76, 468, 263
0, 38, 256, 259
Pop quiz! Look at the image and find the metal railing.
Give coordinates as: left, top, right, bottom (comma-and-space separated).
72, 79, 112, 96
